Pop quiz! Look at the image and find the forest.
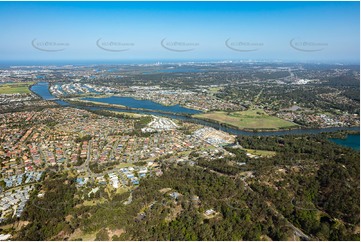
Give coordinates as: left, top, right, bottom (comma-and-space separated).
11, 132, 360, 241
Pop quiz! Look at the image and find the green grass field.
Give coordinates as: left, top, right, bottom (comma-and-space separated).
193, 109, 298, 130
0, 82, 34, 94
116, 163, 134, 168
245, 149, 276, 157
208, 87, 223, 93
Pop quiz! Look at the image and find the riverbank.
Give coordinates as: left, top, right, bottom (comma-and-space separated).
321, 129, 359, 138
30, 82, 360, 137
86, 106, 360, 137
64, 96, 359, 134
67, 98, 127, 109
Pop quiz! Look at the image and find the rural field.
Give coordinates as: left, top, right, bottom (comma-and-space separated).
193, 109, 298, 130
0, 82, 34, 94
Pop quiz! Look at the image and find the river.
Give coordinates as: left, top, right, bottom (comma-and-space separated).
30, 82, 69, 106
329, 134, 360, 151
82, 96, 202, 115
30, 82, 360, 139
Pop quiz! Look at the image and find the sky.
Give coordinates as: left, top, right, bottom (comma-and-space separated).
0, 1, 359, 64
